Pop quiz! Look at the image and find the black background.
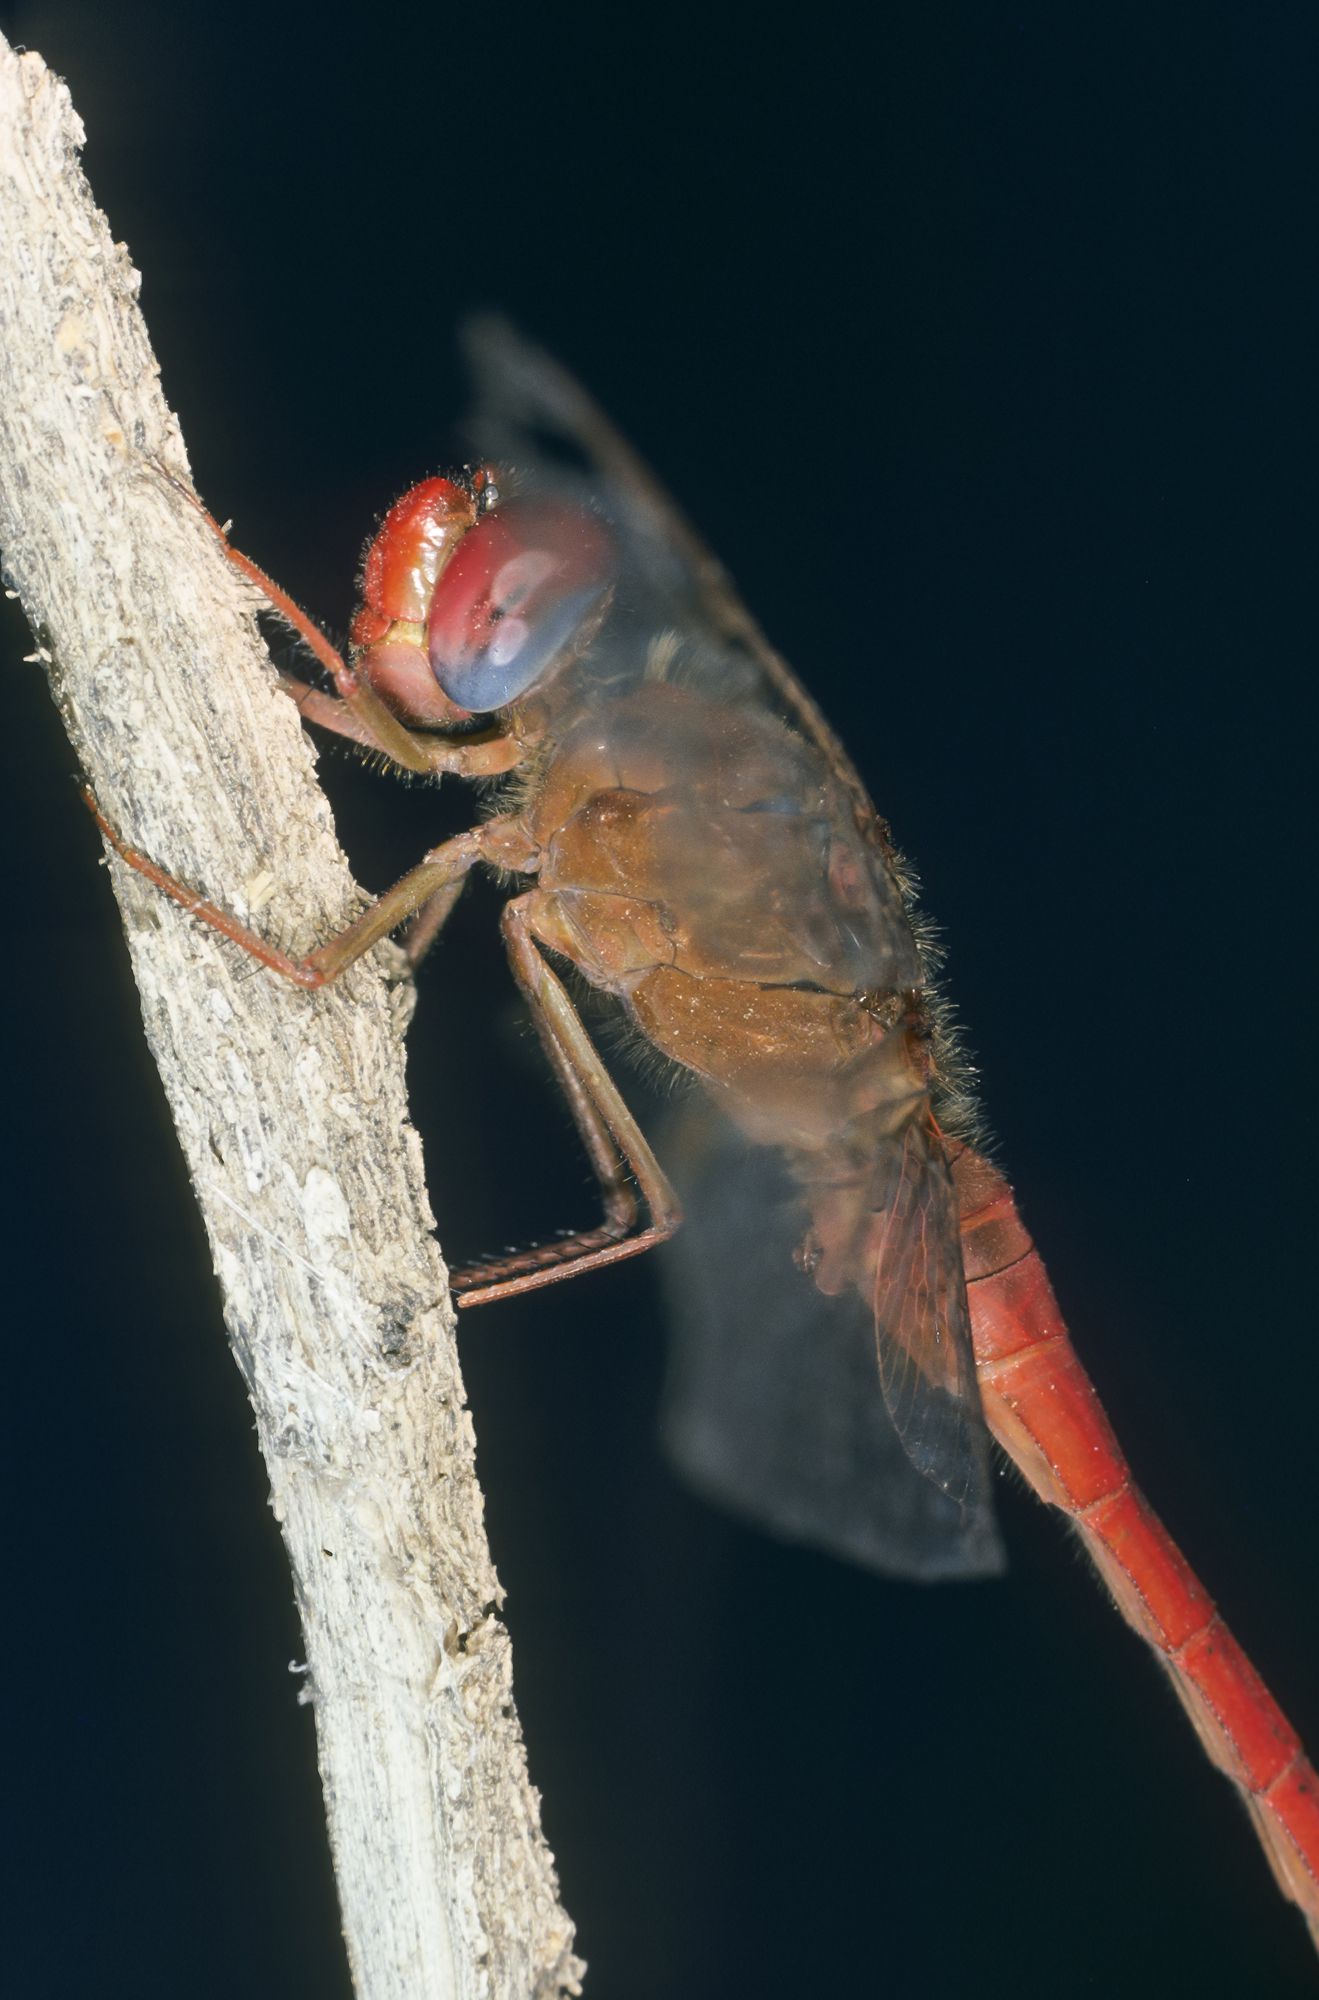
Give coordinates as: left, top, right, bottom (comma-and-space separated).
2, 4, 1316, 1996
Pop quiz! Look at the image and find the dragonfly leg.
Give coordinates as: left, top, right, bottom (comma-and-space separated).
451, 895, 682, 1306
401, 877, 470, 972
85, 787, 493, 988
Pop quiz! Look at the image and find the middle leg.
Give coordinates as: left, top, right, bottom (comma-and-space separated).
452, 895, 682, 1305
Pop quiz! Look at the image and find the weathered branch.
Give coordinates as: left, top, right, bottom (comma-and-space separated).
0, 37, 581, 2000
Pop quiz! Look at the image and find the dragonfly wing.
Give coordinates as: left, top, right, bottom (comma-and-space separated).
866, 1115, 991, 1509
660, 1099, 1004, 1580
461, 317, 883, 845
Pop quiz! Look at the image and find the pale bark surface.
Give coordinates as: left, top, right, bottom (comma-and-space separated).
0, 36, 582, 1999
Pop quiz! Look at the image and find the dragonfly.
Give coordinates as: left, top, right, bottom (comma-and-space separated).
86, 320, 1319, 1952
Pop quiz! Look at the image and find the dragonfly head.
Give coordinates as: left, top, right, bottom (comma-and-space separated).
349, 470, 616, 727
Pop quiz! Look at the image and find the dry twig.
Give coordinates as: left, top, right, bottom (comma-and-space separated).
0, 36, 582, 1999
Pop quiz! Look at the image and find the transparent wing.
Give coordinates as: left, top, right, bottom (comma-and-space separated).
659, 1098, 1004, 1580
866, 1115, 991, 1508
461, 316, 885, 851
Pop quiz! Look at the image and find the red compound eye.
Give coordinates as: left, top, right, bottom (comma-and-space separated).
427, 499, 615, 711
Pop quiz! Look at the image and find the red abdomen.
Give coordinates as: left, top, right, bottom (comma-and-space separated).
951, 1144, 1319, 1940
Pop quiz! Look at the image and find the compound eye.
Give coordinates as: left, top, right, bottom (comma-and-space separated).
427, 499, 615, 711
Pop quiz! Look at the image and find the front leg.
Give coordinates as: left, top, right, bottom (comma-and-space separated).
84, 790, 521, 988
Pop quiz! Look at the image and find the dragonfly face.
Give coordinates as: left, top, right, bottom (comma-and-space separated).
346, 469, 616, 725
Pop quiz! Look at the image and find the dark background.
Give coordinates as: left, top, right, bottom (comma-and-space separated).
2, 4, 1316, 1995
